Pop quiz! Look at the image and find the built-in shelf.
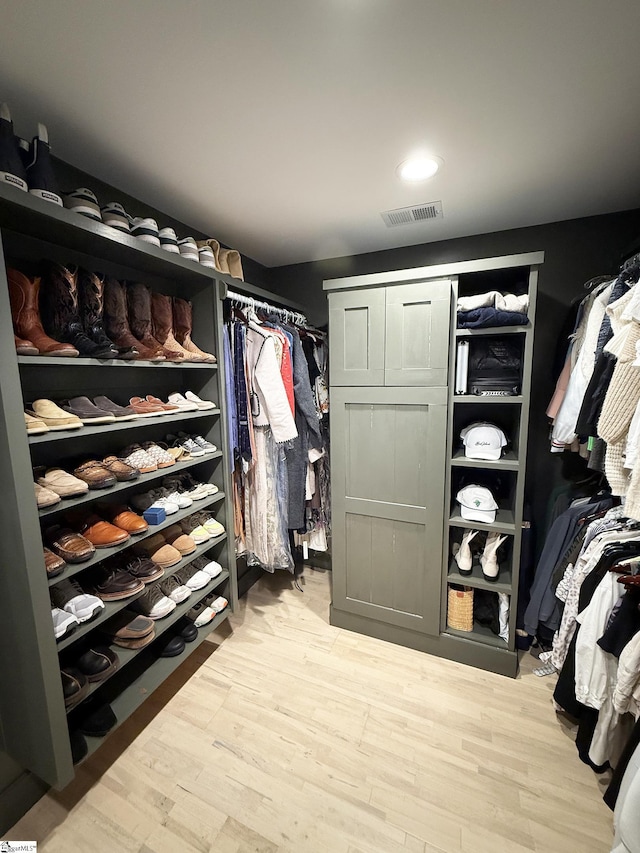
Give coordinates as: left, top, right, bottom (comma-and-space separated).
65, 571, 230, 710
28, 408, 220, 445
453, 396, 523, 405
74, 606, 230, 759
448, 508, 516, 534
47, 495, 226, 586
446, 559, 513, 593
55, 547, 228, 651
443, 622, 509, 649
18, 356, 217, 370
450, 449, 519, 470
37, 453, 222, 518
455, 325, 530, 337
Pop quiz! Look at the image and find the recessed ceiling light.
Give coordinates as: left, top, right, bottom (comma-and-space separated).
397, 155, 443, 183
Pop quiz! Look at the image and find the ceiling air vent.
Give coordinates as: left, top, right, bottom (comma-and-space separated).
381, 201, 443, 228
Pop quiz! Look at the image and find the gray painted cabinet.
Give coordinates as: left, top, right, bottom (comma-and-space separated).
330, 280, 451, 387
331, 386, 447, 634
328, 278, 453, 637
325, 253, 543, 677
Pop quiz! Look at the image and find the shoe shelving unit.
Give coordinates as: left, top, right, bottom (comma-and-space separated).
0, 181, 243, 791
441, 257, 540, 675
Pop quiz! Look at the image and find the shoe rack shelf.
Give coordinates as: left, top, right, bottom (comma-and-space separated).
66, 571, 231, 712
440, 260, 540, 676
28, 409, 220, 445
56, 539, 228, 652
79, 606, 230, 764
37, 454, 222, 519
18, 355, 218, 369
0, 182, 238, 792
47, 494, 226, 586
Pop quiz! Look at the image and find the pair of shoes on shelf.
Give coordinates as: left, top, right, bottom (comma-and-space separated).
186, 592, 228, 627
35, 457, 139, 503
0, 102, 61, 204
25, 396, 138, 432
195, 238, 244, 280
167, 431, 217, 457
454, 529, 507, 581
45, 506, 144, 557
167, 390, 217, 412
162, 471, 219, 501
121, 442, 176, 473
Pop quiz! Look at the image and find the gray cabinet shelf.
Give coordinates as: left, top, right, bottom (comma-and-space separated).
448, 508, 516, 533
28, 408, 220, 445
446, 559, 512, 593
56, 546, 228, 652
46, 494, 226, 586
453, 395, 523, 404
19, 356, 217, 370
37, 453, 222, 519
0, 180, 238, 793
443, 623, 509, 648
455, 325, 530, 336
450, 449, 519, 470
79, 606, 230, 763
66, 571, 230, 710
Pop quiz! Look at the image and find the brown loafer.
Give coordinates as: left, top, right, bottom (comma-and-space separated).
74, 513, 131, 548
129, 396, 166, 417
100, 504, 148, 535
44, 546, 66, 577
101, 455, 140, 481
45, 525, 96, 563
73, 461, 117, 490
145, 394, 180, 413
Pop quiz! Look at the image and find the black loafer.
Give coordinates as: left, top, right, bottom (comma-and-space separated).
76, 646, 119, 683
177, 620, 198, 643
61, 667, 89, 710
159, 635, 186, 657
78, 701, 117, 737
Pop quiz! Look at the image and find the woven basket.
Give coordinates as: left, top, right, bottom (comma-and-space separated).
447, 584, 474, 632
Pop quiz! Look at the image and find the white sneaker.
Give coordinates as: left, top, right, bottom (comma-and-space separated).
159, 575, 192, 604
178, 237, 199, 262
177, 567, 210, 591
164, 489, 192, 509
210, 596, 228, 614
150, 495, 180, 515
193, 557, 223, 578
185, 391, 216, 411
187, 484, 210, 500
130, 217, 160, 246
51, 579, 105, 623
198, 516, 225, 538
193, 605, 215, 627
159, 226, 180, 253
191, 434, 217, 454
181, 522, 211, 544
51, 607, 79, 639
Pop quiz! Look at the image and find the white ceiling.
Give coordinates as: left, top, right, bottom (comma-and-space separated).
1, 0, 640, 268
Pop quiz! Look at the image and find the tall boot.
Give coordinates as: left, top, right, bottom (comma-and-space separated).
454, 529, 478, 576
480, 532, 507, 582
40, 263, 115, 358
14, 334, 38, 355
103, 276, 165, 361
103, 278, 163, 361
150, 291, 190, 361
77, 269, 120, 359
126, 282, 171, 361
173, 297, 216, 363
7, 267, 78, 356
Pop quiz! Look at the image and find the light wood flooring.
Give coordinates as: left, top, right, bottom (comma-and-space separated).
5, 568, 614, 852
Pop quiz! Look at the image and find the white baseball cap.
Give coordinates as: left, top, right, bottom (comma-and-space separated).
460, 422, 507, 461
456, 485, 499, 523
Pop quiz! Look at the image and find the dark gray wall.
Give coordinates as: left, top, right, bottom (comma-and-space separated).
265, 208, 640, 554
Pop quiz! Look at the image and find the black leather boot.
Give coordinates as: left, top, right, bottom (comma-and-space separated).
77, 269, 131, 359
40, 262, 117, 359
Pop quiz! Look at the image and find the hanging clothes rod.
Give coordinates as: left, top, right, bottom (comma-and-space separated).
226, 288, 308, 326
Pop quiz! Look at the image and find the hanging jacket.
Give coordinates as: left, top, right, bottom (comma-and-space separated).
245, 322, 298, 444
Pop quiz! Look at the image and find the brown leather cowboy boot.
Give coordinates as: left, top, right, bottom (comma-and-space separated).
172, 297, 216, 363
125, 282, 172, 361
103, 278, 163, 361
150, 291, 190, 360
7, 267, 78, 356
14, 334, 38, 355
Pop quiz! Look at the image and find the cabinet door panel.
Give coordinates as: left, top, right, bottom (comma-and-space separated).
329, 289, 385, 386
384, 279, 452, 386
331, 386, 447, 634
